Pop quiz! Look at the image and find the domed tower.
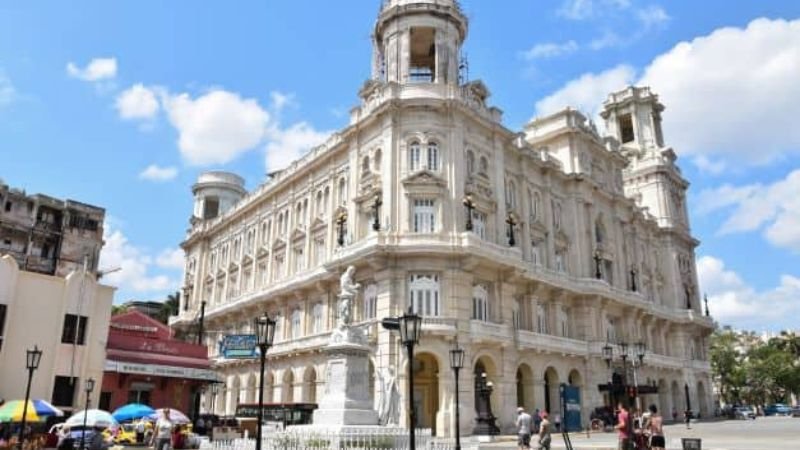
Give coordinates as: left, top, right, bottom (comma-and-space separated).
373, 0, 468, 85
191, 171, 246, 221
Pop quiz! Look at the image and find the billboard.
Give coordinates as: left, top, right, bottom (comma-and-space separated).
220, 334, 258, 359
560, 383, 582, 432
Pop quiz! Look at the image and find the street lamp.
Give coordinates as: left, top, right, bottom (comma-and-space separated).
253, 313, 276, 450
630, 267, 638, 292
505, 213, 517, 246
398, 308, 422, 450
602, 343, 613, 368
619, 342, 629, 363
593, 250, 602, 279
19, 346, 43, 449
704, 294, 710, 317
372, 194, 382, 231
80, 378, 95, 450
449, 343, 465, 450
462, 194, 475, 232
336, 210, 348, 246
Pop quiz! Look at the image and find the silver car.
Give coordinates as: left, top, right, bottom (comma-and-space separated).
734, 406, 756, 420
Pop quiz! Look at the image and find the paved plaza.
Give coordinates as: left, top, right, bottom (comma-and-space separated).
480, 417, 800, 450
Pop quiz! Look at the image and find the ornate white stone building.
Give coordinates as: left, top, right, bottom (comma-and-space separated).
170, 0, 714, 436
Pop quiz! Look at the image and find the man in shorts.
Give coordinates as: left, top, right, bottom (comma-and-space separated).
516, 407, 533, 450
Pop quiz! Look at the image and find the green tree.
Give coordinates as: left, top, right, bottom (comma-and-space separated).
111, 304, 128, 316
155, 291, 180, 324
710, 328, 747, 404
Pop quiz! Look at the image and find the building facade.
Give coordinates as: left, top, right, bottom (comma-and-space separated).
100, 310, 214, 414
170, 0, 714, 436
0, 180, 105, 277
0, 254, 114, 413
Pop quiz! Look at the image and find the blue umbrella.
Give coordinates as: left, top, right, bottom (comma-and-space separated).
111, 404, 156, 422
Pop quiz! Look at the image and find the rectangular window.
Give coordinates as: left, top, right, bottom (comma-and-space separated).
312, 303, 323, 334
531, 241, 541, 266
413, 199, 435, 233
472, 211, 486, 240
127, 389, 151, 406
409, 145, 421, 171
61, 314, 88, 345
52, 376, 77, 407
99, 392, 112, 411
294, 248, 304, 272
291, 310, 302, 339
314, 239, 325, 265
619, 114, 635, 143
408, 274, 440, 316
0, 304, 6, 351
4, 201, 12, 212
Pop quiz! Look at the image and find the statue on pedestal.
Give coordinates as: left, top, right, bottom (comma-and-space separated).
376, 366, 400, 425
330, 266, 366, 345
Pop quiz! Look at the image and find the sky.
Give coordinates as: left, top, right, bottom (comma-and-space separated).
1, 0, 799, 332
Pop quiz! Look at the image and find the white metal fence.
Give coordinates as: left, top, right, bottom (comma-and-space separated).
200, 428, 455, 450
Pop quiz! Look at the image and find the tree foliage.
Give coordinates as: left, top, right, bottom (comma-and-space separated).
710, 328, 800, 406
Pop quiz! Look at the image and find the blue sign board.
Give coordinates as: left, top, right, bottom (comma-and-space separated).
220, 334, 258, 359
560, 383, 582, 432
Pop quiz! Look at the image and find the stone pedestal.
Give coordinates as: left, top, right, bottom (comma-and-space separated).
313, 340, 379, 426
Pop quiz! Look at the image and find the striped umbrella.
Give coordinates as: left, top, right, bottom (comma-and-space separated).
0, 400, 43, 422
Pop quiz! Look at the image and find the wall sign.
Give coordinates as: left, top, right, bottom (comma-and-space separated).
220, 334, 258, 359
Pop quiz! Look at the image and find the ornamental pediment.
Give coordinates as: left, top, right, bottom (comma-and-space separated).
529, 220, 548, 235
272, 237, 286, 249
241, 254, 253, 266
257, 246, 269, 258
402, 170, 446, 188
554, 229, 570, 245
290, 228, 306, 242
310, 217, 327, 231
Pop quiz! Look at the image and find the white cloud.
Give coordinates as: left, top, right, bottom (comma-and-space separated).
697, 255, 800, 331
639, 18, 800, 164
116, 84, 160, 120
99, 226, 178, 294
265, 122, 332, 172
589, 30, 624, 50
138, 164, 178, 182
163, 89, 270, 166
637, 5, 670, 29
269, 91, 295, 113
522, 40, 579, 60
66, 58, 117, 81
156, 248, 185, 270
533, 64, 635, 118
696, 170, 800, 252
0, 71, 14, 106
557, 0, 630, 21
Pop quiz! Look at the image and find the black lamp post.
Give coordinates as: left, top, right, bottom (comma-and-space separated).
630, 267, 638, 292
19, 346, 43, 449
593, 250, 602, 279
336, 210, 348, 246
398, 308, 422, 450
462, 194, 475, 232
80, 377, 95, 450
372, 195, 382, 231
254, 313, 277, 450
449, 343, 465, 450
505, 213, 517, 246
197, 300, 207, 345
704, 294, 710, 317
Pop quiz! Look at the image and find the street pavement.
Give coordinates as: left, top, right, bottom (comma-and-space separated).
478, 416, 800, 450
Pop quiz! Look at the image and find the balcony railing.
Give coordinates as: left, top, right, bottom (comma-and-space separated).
517, 330, 588, 356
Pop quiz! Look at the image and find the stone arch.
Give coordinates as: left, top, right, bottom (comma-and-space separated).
413, 352, 440, 433
697, 381, 708, 417
303, 366, 317, 404
282, 369, 295, 403
543, 366, 560, 416
567, 369, 582, 387
263, 371, 275, 404
516, 363, 535, 412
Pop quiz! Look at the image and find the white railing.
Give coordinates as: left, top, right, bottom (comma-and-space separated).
201, 428, 448, 450
517, 330, 588, 356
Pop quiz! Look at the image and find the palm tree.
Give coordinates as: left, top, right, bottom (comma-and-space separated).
155, 291, 180, 324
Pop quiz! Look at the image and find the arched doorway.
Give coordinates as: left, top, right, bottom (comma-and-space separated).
671, 381, 682, 416
282, 369, 294, 403
697, 381, 708, 417
263, 372, 275, 404
413, 353, 440, 434
303, 367, 317, 403
544, 367, 560, 416
516, 364, 534, 411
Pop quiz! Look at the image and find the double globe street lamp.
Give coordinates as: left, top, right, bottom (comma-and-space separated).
19, 346, 43, 449
449, 343, 465, 450
253, 313, 277, 450
603, 341, 646, 414
382, 307, 422, 450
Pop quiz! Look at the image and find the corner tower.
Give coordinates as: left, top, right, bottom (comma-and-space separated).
191, 171, 246, 221
373, 0, 468, 85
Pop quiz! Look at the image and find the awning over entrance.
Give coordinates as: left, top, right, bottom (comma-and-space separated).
105, 360, 219, 381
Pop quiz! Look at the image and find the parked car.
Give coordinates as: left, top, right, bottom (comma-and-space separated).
733, 406, 756, 420
764, 403, 791, 416
791, 406, 800, 417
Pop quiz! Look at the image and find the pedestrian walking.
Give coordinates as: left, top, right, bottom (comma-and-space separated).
135, 418, 145, 444
533, 409, 542, 433
154, 408, 174, 450
614, 403, 632, 450
684, 409, 692, 429
537, 412, 552, 450
516, 407, 533, 450
647, 405, 665, 450
671, 408, 677, 423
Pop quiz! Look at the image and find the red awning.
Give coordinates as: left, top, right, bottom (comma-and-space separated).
106, 348, 210, 369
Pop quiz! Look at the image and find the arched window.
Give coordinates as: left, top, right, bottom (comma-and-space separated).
338, 178, 347, 205
303, 199, 308, 225
427, 142, 439, 171
466, 150, 475, 175
363, 283, 378, 320
479, 156, 489, 175
606, 316, 617, 343
316, 191, 323, 217
296, 202, 303, 227
595, 218, 605, 244
558, 306, 569, 337
273, 313, 284, 343
506, 179, 517, 209
532, 191, 541, 221
312, 303, 324, 333
537, 304, 548, 334
552, 201, 562, 231
409, 141, 421, 171
408, 273, 439, 316
374, 149, 382, 171
472, 284, 489, 322
362, 155, 370, 174
531, 240, 541, 266
323, 187, 330, 215
291, 308, 302, 339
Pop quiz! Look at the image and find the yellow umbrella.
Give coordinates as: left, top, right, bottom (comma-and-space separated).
0, 400, 42, 423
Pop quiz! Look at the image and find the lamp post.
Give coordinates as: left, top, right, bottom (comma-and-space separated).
253, 313, 277, 450
449, 343, 465, 450
80, 378, 95, 450
372, 194, 382, 231
19, 346, 43, 449
336, 210, 348, 246
632, 342, 646, 414
462, 194, 475, 232
630, 267, 638, 292
505, 213, 517, 246
602, 343, 614, 406
398, 308, 422, 450
704, 294, 710, 317
197, 300, 206, 345
593, 250, 602, 279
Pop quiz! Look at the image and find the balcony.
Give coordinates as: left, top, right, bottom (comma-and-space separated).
517, 330, 588, 357
469, 320, 511, 345
422, 317, 457, 335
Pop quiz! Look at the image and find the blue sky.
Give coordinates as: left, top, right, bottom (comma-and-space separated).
1, 0, 799, 332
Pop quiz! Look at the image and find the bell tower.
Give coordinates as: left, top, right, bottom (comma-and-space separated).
373, 0, 467, 85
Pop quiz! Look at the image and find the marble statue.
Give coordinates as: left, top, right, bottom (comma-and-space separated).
376, 366, 400, 425
338, 265, 360, 327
